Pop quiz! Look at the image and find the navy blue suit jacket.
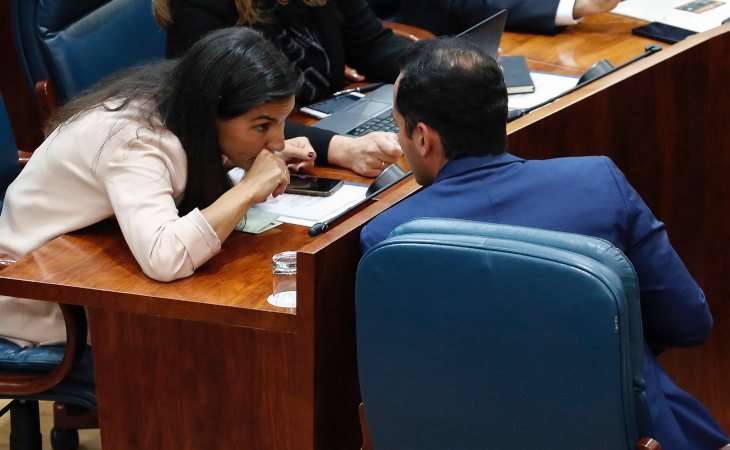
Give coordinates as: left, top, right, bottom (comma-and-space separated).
371, 0, 563, 35
361, 153, 728, 449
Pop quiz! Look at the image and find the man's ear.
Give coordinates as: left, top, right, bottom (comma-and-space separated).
416, 122, 437, 158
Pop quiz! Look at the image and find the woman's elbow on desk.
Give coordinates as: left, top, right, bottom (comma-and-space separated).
130, 219, 221, 283
137, 252, 196, 283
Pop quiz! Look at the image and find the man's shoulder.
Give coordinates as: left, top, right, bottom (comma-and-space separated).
526, 155, 614, 171
360, 155, 625, 253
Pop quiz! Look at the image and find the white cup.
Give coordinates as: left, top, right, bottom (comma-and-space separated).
269, 251, 297, 308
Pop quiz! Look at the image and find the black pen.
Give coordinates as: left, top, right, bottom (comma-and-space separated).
332, 82, 385, 97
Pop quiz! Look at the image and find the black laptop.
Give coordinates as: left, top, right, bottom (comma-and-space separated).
312, 10, 509, 136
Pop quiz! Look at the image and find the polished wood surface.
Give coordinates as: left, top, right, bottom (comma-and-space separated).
1, 13, 729, 448
502, 14, 659, 75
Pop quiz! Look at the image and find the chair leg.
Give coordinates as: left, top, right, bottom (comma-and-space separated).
50, 402, 98, 450
9, 400, 42, 450
52, 402, 98, 430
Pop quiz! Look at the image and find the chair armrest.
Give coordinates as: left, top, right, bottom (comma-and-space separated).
0, 304, 88, 395
344, 66, 366, 83
18, 150, 32, 168
382, 20, 435, 42
637, 437, 661, 450
34, 79, 59, 123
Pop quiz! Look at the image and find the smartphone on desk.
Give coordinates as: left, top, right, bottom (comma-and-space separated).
284, 174, 344, 197
299, 93, 365, 119
632, 22, 696, 44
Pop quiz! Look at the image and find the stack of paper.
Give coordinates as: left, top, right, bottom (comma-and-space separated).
250, 184, 368, 227
228, 168, 369, 230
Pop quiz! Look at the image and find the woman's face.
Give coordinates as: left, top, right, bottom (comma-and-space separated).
217, 96, 295, 169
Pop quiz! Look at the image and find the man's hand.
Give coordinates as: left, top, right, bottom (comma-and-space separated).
328, 132, 403, 177
573, 0, 621, 18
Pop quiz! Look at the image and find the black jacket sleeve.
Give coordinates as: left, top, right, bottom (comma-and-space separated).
337, 0, 410, 83
284, 121, 337, 165
391, 0, 563, 36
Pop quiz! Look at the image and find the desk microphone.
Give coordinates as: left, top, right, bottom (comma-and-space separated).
308, 165, 411, 237
508, 44, 663, 122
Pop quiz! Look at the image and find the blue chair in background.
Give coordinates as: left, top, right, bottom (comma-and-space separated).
356, 218, 660, 450
0, 95, 95, 450
10, 0, 166, 119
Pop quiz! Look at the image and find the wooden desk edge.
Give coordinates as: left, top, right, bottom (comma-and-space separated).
508, 23, 730, 134
0, 274, 297, 333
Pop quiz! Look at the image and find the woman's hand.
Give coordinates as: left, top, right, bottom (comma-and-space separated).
277, 137, 317, 173
328, 132, 402, 177
201, 151, 289, 244
239, 150, 290, 202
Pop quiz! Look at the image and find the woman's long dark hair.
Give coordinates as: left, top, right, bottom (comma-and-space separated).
46, 27, 300, 215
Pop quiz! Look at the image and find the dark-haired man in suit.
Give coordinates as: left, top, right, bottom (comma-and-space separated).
360, 37, 729, 449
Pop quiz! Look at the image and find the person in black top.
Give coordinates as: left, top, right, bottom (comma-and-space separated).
153, 0, 407, 177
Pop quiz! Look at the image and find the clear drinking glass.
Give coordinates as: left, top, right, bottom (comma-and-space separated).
270, 251, 297, 308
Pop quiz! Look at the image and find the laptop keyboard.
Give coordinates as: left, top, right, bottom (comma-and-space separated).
346, 110, 398, 136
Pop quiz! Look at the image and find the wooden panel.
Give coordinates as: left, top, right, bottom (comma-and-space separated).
506, 24, 730, 430
88, 307, 300, 450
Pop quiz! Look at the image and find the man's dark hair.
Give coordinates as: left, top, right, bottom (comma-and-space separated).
396, 37, 508, 159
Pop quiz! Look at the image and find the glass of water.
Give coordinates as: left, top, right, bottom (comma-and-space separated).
270, 251, 297, 308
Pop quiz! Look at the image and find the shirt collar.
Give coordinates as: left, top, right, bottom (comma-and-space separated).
434, 152, 524, 183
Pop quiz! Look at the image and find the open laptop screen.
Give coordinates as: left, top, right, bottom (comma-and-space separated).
456, 9, 508, 59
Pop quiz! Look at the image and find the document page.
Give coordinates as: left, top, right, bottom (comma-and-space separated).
229, 167, 368, 227
508, 72, 579, 111
250, 183, 368, 227
612, 0, 730, 32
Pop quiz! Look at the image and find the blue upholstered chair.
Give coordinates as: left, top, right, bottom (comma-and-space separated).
356, 218, 660, 450
0, 95, 95, 450
10, 0, 166, 118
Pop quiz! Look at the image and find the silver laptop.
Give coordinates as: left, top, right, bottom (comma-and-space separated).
312, 9, 508, 136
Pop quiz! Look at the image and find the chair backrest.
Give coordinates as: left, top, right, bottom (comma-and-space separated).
11, 0, 166, 104
356, 218, 651, 450
0, 96, 21, 212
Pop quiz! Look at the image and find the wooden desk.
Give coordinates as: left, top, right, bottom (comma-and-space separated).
1, 14, 729, 448
0, 176, 412, 450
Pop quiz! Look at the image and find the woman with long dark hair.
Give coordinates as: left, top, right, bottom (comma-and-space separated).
153, 0, 406, 177
0, 28, 300, 346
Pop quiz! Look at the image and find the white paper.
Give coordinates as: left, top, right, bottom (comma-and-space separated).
612, 0, 730, 33
508, 71, 579, 111
250, 183, 368, 227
